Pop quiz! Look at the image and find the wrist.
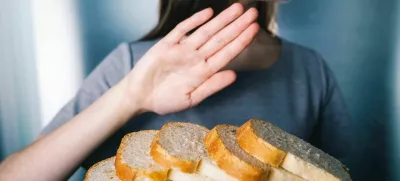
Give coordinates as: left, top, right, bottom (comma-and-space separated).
115, 77, 147, 119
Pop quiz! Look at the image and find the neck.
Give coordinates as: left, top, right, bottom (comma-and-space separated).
224, 30, 282, 71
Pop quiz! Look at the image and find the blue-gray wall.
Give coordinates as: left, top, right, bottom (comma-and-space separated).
278, 0, 399, 180
77, 0, 158, 76
395, 3, 400, 180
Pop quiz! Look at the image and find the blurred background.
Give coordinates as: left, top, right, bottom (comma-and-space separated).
0, 0, 399, 180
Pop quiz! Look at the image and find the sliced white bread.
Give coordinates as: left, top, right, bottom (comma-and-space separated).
84, 157, 120, 181
115, 130, 169, 181
237, 119, 352, 181
205, 124, 306, 181
150, 122, 237, 181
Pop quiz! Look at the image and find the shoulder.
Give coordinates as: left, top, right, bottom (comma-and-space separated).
281, 38, 332, 77
128, 38, 161, 65
89, 38, 160, 74
78, 39, 159, 92
39, 39, 160, 136
279, 38, 336, 96
280, 38, 326, 68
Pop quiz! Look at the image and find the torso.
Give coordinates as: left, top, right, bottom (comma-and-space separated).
67, 37, 329, 169
122, 68, 318, 140
118, 37, 322, 140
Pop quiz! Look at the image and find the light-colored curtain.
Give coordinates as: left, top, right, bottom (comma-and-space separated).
0, 0, 86, 180
0, 0, 158, 180
0, 0, 41, 160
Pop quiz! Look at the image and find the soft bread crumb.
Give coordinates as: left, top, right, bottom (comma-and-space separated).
197, 159, 238, 181
281, 153, 340, 181
268, 167, 306, 181
122, 131, 164, 171
116, 131, 169, 181
158, 122, 210, 161
168, 169, 214, 181
85, 157, 120, 181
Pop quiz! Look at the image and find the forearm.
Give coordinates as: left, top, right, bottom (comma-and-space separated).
0, 78, 141, 181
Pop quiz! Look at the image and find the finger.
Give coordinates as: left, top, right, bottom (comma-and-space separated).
190, 70, 236, 107
199, 8, 258, 58
207, 23, 259, 73
179, 35, 189, 43
180, 3, 244, 49
163, 8, 214, 44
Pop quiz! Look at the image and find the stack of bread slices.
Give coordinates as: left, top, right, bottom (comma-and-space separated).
84, 119, 352, 181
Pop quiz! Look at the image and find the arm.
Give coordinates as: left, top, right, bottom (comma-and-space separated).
38, 41, 138, 169
0, 4, 259, 180
0, 77, 139, 180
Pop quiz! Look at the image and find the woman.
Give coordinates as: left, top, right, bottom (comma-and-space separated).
0, 0, 354, 180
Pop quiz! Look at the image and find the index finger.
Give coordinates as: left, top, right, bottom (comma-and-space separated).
207, 23, 259, 73
181, 3, 244, 49
163, 8, 214, 44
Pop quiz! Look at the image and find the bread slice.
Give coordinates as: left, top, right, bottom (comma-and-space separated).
150, 122, 210, 173
237, 119, 352, 181
115, 130, 169, 181
150, 122, 237, 181
205, 124, 306, 181
268, 167, 306, 181
84, 157, 120, 181
204, 124, 268, 181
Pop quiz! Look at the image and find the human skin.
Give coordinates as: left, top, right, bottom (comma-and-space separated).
0, 3, 259, 181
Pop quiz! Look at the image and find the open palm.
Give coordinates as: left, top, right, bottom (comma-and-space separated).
126, 3, 259, 115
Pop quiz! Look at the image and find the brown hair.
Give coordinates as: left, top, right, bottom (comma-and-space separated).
141, 0, 278, 40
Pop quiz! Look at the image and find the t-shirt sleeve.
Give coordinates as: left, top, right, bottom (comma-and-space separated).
40, 43, 133, 135
310, 56, 356, 166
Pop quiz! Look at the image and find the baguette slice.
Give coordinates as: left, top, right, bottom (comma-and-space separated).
150, 122, 236, 181
237, 119, 352, 181
115, 130, 169, 181
84, 157, 120, 181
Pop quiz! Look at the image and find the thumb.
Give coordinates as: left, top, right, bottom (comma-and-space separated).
190, 70, 237, 107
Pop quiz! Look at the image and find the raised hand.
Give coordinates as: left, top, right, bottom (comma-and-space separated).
125, 3, 259, 115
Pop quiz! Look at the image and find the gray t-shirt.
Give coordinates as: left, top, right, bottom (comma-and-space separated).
41, 38, 354, 170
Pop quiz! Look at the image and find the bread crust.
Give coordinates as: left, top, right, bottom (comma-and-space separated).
115, 131, 169, 181
84, 157, 117, 181
150, 122, 203, 173
115, 133, 138, 181
237, 120, 287, 167
204, 125, 269, 181
238, 119, 350, 181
